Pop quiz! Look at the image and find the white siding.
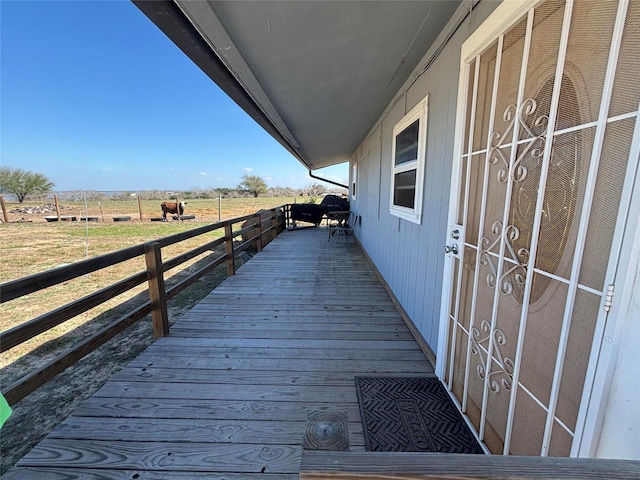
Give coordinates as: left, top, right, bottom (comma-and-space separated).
350, 1, 501, 352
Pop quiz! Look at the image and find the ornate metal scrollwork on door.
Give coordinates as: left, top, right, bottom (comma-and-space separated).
470, 320, 514, 393
489, 98, 549, 184
479, 221, 529, 296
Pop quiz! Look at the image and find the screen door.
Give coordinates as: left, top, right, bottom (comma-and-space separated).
443, 0, 640, 456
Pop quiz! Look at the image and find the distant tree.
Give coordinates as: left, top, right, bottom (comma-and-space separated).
307, 183, 327, 197
304, 183, 327, 204
269, 186, 298, 197
110, 191, 137, 201
0, 167, 55, 203
68, 190, 108, 202
217, 187, 234, 198
141, 190, 167, 200
238, 175, 268, 198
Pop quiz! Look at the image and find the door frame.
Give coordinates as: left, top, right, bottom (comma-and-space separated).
436, 0, 536, 386
436, 0, 640, 457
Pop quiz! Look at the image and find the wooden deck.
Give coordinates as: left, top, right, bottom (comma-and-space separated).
6, 226, 434, 479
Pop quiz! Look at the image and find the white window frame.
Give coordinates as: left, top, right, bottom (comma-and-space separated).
389, 95, 428, 224
351, 162, 357, 200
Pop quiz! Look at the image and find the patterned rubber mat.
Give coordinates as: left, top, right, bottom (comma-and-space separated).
355, 376, 483, 453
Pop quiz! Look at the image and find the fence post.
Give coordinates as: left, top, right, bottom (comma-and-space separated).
224, 222, 235, 276
54, 194, 61, 220
255, 212, 263, 253
137, 195, 144, 221
145, 242, 169, 339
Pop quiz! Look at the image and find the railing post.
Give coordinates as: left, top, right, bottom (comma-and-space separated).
255, 213, 263, 253
285, 204, 291, 229
224, 222, 235, 276
279, 206, 286, 232
145, 242, 169, 339
271, 208, 278, 242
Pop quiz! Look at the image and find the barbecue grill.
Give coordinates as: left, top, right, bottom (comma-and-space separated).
290, 203, 325, 226
320, 195, 349, 215
289, 194, 350, 228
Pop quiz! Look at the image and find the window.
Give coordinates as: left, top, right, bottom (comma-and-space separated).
351, 163, 357, 199
390, 96, 428, 223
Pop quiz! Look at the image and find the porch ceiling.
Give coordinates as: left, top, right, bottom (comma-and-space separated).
133, 0, 462, 170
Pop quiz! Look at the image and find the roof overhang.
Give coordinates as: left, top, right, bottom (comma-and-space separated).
133, 1, 464, 171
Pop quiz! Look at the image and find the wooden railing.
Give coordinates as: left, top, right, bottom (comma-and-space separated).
300, 451, 640, 479
0, 206, 287, 406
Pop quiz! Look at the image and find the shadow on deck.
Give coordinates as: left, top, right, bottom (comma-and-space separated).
6, 226, 434, 478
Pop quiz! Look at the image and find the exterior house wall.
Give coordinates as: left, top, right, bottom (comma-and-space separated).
350, 0, 501, 351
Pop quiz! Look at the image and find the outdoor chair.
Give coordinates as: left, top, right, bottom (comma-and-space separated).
327, 210, 351, 241
333, 211, 356, 244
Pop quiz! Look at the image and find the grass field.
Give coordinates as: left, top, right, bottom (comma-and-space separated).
1, 196, 293, 334
0, 196, 295, 473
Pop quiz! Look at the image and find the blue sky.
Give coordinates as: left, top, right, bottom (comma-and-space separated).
0, 0, 348, 192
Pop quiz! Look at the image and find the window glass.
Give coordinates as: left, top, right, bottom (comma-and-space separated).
352, 163, 357, 198
395, 120, 420, 165
393, 170, 417, 208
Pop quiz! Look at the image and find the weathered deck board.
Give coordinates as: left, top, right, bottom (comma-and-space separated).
8, 227, 434, 478
47, 417, 367, 445
141, 345, 429, 360
12, 439, 302, 473
74, 398, 364, 422
170, 321, 408, 331
92, 381, 359, 402
149, 337, 421, 350
126, 356, 430, 372
109, 367, 430, 386
4, 469, 298, 480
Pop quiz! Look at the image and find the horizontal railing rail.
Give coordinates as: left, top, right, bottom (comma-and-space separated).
0, 206, 287, 405
300, 451, 640, 480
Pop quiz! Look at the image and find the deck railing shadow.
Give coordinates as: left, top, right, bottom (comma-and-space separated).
0, 206, 289, 406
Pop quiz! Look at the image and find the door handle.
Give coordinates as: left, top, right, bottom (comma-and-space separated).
444, 244, 459, 255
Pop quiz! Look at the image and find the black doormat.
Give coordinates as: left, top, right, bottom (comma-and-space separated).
355, 376, 483, 453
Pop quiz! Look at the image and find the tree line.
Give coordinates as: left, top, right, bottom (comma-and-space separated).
0, 169, 344, 203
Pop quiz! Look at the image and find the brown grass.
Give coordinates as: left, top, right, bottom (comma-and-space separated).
0, 196, 290, 473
